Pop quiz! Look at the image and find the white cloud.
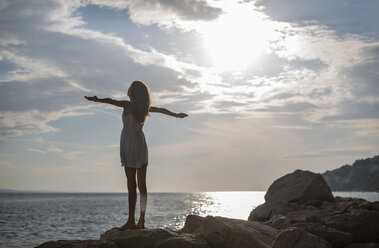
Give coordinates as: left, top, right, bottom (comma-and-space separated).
0, 108, 87, 138
88, 0, 222, 28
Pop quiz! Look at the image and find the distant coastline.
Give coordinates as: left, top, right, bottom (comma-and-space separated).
322, 155, 379, 192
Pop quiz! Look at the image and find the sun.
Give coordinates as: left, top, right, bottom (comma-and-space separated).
201, 3, 276, 72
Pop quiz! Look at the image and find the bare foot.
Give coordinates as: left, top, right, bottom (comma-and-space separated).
116, 221, 137, 231
136, 219, 145, 229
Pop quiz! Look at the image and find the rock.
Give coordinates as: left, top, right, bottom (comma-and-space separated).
345, 244, 379, 248
273, 227, 332, 248
201, 216, 278, 248
100, 228, 178, 248
265, 170, 335, 205
181, 215, 205, 234
249, 170, 334, 221
99, 215, 279, 248
370, 201, 379, 211
292, 222, 353, 248
323, 209, 379, 243
155, 233, 210, 248
34, 240, 118, 248
267, 215, 292, 230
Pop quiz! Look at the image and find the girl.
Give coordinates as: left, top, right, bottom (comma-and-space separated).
85, 80, 188, 230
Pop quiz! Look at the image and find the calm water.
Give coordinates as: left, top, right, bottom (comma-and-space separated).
0, 191, 378, 248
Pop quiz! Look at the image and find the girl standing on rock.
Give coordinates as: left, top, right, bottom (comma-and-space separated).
85, 80, 188, 230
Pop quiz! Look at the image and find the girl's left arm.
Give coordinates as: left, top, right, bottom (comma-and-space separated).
149, 106, 188, 118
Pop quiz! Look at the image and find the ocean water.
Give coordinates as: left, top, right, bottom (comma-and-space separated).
0, 191, 378, 248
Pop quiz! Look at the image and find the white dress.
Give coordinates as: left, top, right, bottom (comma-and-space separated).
120, 113, 148, 168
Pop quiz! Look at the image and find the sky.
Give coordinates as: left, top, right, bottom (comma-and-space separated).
0, 0, 378, 192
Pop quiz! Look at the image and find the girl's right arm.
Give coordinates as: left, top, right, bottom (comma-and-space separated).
84, 96, 128, 108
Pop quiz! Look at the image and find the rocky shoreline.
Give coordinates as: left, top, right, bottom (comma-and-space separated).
36, 170, 379, 248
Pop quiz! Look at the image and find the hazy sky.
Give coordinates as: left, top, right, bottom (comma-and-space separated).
0, 0, 378, 192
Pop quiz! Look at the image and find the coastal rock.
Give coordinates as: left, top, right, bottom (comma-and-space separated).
249, 170, 334, 221
100, 228, 178, 248
99, 215, 278, 248
201, 216, 278, 248
155, 233, 210, 248
345, 244, 379, 248
181, 215, 205, 234
292, 222, 353, 248
35, 240, 118, 248
248, 168, 379, 247
264, 170, 334, 205
273, 227, 332, 248
323, 209, 379, 243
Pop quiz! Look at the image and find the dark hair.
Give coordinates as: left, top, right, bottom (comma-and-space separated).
128, 80, 151, 125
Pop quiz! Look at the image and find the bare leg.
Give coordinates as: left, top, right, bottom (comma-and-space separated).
136, 165, 147, 229
118, 167, 137, 230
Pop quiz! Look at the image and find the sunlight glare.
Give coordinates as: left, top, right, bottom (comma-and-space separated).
203, 191, 265, 219
201, 3, 277, 72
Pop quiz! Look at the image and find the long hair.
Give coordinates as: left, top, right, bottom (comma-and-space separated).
128, 80, 151, 125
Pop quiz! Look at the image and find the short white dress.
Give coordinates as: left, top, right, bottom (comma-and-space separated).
120, 113, 148, 168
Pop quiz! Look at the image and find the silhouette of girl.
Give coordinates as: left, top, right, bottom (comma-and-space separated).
85, 80, 187, 230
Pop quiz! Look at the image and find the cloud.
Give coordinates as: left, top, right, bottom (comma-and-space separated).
1, 0, 378, 145
0, 0, 218, 137
0, 108, 85, 138
321, 100, 379, 121
89, 0, 222, 27
29, 145, 86, 161
256, 0, 379, 35
283, 147, 378, 160
28, 148, 46, 154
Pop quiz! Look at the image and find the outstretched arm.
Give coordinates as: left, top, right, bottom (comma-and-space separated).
84, 96, 128, 108
149, 106, 188, 118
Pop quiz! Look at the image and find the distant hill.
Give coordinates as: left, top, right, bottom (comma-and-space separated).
322, 155, 379, 192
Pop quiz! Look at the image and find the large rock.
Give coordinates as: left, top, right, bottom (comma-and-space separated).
292, 222, 353, 248
249, 170, 334, 221
273, 227, 332, 248
100, 228, 178, 248
99, 215, 278, 248
155, 233, 210, 248
345, 244, 379, 248
35, 240, 118, 248
323, 209, 379, 243
181, 215, 205, 234
201, 216, 278, 248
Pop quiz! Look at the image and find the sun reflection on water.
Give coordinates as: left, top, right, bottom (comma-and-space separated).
200, 191, 265, 219
154, 192, 265, 230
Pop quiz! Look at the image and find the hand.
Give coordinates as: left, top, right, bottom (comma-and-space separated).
84, 96, 99, 102
176, 113, 188, 118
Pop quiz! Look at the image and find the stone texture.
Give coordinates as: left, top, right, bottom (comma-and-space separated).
345, 244, 379, 248
34, 240, 119, 248
201, 216, 278, 248
265, 170, 334, 205
100, 228, 178, 248
273, 227, 332, 248
249, 170, 334, 221
181, 215, 205, 234
323, 209, 379, 243
292, 222, 353, 248
155, 233, 210, 248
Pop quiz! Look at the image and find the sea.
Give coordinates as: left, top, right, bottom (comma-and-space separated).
1, 191, 378, 248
